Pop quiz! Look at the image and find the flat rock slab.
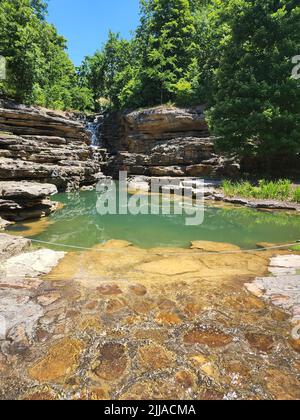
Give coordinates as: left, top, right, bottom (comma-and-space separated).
270, 255, 300, 269
220, 196, 300, 211
0, 181, 57, 200
0, 233, 31, 261
1, 249, 65, 279
248, 275, 300, 314
246, 254, 300, 322
190, 241, 241, 253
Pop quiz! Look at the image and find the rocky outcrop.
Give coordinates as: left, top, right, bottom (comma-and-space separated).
0, 99, 89, 141
0, 100, 106, 191
102, 106, 239, 178
0, 181, 59, 221
0, 100, 108, 223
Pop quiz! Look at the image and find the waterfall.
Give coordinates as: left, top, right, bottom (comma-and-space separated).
86, 114, 104, 147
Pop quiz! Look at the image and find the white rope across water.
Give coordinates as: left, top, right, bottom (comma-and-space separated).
27, 238, 300, 256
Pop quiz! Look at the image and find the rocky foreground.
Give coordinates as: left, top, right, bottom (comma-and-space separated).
0, 233, 299, 400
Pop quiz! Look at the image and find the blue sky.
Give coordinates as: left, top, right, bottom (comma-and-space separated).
47, 0, 141, 67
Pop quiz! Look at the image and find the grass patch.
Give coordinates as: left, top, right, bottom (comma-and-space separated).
222, 180, 300, 203
290, 245, 300, 252
293, 188, 300, 203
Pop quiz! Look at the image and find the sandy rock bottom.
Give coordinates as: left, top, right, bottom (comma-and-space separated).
0, 239, 299, 400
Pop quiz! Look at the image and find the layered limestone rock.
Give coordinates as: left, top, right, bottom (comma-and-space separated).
0, 100, 107, 222
0, 100, 106, 191
0, 99, 89, 141
102, 106, 239, 178
0, 181, 59, 221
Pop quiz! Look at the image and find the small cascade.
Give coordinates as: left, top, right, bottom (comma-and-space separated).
86, 114, 104, 147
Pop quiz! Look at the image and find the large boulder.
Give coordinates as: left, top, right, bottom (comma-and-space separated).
0, 181, 57, 200
0, 181, 59, 221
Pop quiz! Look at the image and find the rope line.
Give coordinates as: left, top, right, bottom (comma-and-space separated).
27, 238, 300, 256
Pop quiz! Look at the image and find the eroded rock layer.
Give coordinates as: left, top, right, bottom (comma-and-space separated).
0, 100, 107, 221
102, 106, 239, 178
0, 100, 105, 191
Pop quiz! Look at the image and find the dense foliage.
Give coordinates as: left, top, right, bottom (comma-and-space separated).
0, 0, 93, 111
207, 0, 300, 161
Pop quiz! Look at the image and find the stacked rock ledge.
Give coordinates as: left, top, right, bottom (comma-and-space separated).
0, 99, 107, 223
101, 106, 240, 179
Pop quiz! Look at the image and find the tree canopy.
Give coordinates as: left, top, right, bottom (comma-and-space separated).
0, 0, 93, 111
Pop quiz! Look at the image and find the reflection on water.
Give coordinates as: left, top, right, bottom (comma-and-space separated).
8, 189, 300, 249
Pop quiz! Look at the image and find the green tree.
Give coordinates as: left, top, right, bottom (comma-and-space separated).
134, 0, 197, 106
206, 0, 300, 165
0, 0, 93, 111
79, 32, 137, 110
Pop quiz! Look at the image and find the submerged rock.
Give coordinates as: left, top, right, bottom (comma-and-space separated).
138, 344, 175, 371
92, 343, 128, 382
28, 338, 85, 382
184, 326, 233, 348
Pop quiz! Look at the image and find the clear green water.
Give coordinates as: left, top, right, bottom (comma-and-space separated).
9, 190, 300, 249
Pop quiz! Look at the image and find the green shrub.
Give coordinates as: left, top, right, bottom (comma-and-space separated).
293, 188, 300, 203
221, 180, 298, 202
290, 245, 300, 252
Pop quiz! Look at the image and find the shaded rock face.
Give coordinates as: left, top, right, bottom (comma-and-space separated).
0, 100, 105, 191
102, 106, 239, 178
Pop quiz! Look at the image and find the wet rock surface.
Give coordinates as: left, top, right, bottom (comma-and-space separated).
0, 237, 299, 400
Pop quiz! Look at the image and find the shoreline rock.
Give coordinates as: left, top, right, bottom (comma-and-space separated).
126, 175, 300, 212
245, 255, 300, 324
0, 181, 59, 222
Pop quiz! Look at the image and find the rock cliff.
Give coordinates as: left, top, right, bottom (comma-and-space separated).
0, 99, 106, 190
102, 106, 239, 178
0, 99, 106, 221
